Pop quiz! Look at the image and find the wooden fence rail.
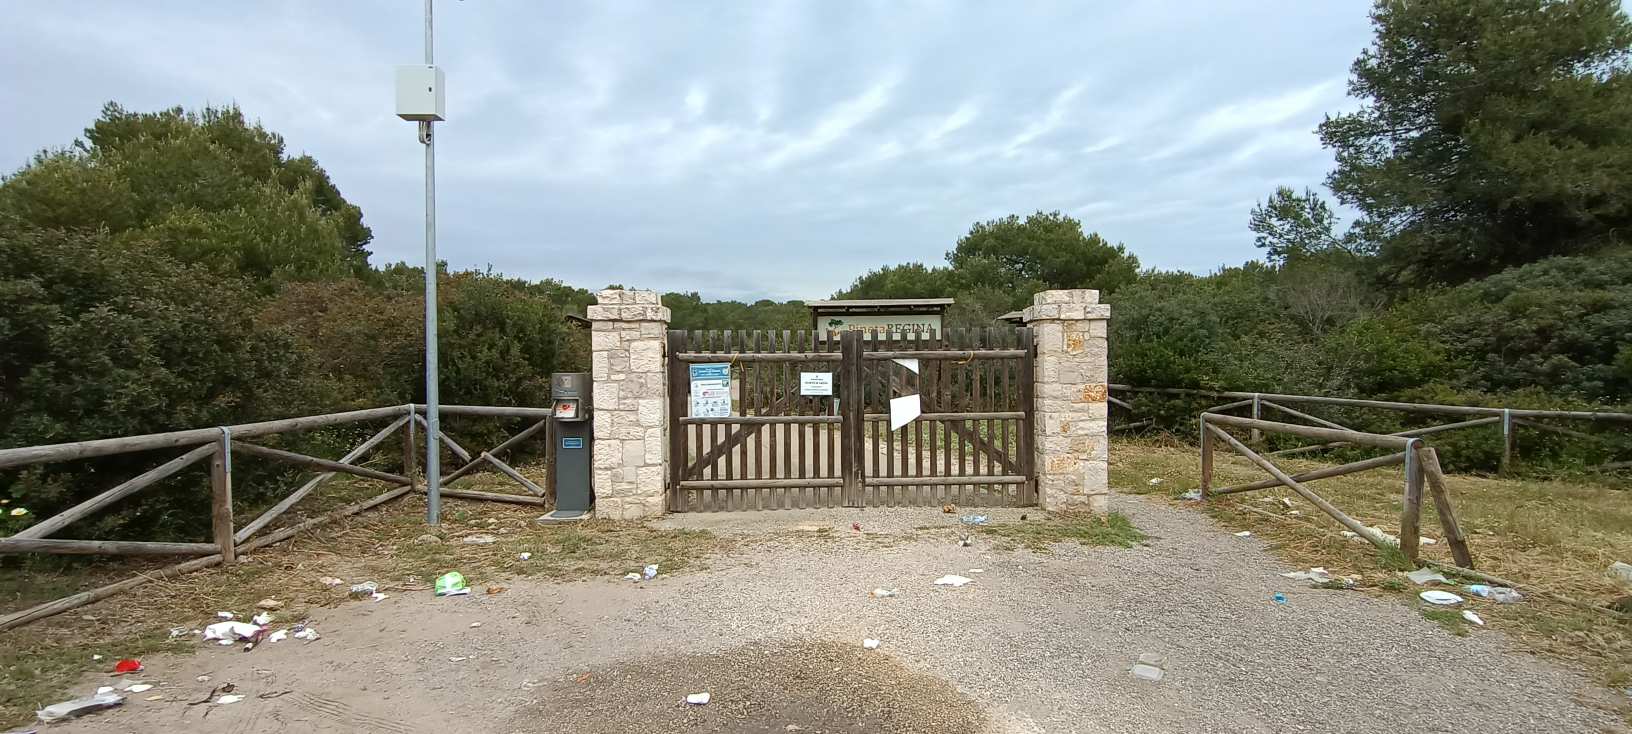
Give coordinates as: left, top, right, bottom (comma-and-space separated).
1199, 412, 1475, 569
0, 403, 556, 632
1112, 385, 1631, 474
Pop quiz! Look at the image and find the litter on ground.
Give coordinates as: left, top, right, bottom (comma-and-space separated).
36, 692, 123, 723
869, 588, 898, 598
1233, 531, 1252, 537
643, 564, 659, 580
1466, 584, 1524, 603
462, 534, 497, 545
863, 639, 881, 649
1178, 489, 1202, 501
1406, 568, 1450, 585
1462, 610, 1485, 626
435, 572, 470, 596
1131, 652, 1165, 682
959, 515, 989, 526
216, 695, 244, 705
203, 621, 262, 643
126, 684, 153, 694
1419, 590, 1464, 605
1280, 567, 1333, 584
933, 575, 974, 587
622, 572, 641, 582
685, 692, 711, 705
112, 659, 142, 674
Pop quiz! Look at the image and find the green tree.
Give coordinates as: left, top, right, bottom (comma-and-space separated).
0, 103, 372, 282
1320, 0, 1632, 285
1248, 186, 1373, 263
947, 210, 1141, 295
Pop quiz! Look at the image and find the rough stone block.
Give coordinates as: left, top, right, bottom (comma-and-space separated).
629, 341, 663, 373
637, 398, 664, 427
622, 439, 645, 468
591, 351, 609, 379
1076, 383, 1108, 402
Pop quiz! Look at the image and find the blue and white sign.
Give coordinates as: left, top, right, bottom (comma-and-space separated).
689, 362, 732, 418
561, 437, 584, 449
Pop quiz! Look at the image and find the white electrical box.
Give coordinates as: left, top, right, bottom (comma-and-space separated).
395, 65, 446, 121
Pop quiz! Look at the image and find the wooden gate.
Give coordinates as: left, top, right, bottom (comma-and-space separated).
666, 327, 1036, 511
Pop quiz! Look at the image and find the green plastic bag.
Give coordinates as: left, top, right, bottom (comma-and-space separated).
434, 571, 469, 596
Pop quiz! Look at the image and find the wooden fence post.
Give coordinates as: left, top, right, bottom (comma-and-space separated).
211, 428, 236, 563
1199, 416, 1213, 499
1500, 408, 1514, 475
840, 330, 864, 506
1250, 393, 1263, 444
1399, 439, 1424, 561
403, 404, 417, 492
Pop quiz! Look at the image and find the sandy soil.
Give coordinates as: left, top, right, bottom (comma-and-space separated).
41, 493, 1624, 733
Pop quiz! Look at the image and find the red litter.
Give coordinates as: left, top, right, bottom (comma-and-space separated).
113, 658, 143, 674
851, 522, 861, 532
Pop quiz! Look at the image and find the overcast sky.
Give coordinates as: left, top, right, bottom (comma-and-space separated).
2, 2, 1372, 301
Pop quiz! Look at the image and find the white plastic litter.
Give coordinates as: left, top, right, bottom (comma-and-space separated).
1462, 610, 1485, 626
371, 592, 388, 602
127, 684, 153, 693
1233, 531, 1252, 537
1280, 567, 1333, 584
1131, 653, 1165, 682
933, 575, 974, 587
869, 588, 898, 598
293, 627, 320, 641
1147, 478, 1164, 486
643, 564, 659, 580
1406, 568, 1450, 585
685, 692, 711, 705
36, 691, 123, 722
1465, 584, 1524, 603
216, 694, 244, 705
622, 572, 641, 582
967, 568, 985, 573
518, 552, 532, 561
95, 686, 114, 695
216, 611, 235, 620
251, 611, 273, 626
1419, 590, 1464, 605
268, 629, 288, 643
470, 622, 482, 628
203, 621, 262, 642
1609, 561, 1632, 586
862, 639, 881, 649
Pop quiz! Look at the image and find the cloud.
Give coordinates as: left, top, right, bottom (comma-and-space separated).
0, 2, 1373, 298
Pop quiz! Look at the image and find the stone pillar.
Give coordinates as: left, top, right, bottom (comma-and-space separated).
1024, 289, 1110, 513
587, 289, 670, 519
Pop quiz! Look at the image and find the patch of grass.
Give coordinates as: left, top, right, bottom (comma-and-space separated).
1111, 438, 1632, 716
0, 480, 732, 728
976, 511, 1145, 552
1419, 607, 1471, 637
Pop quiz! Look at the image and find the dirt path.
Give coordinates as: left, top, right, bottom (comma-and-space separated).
46, 493, 1621, 733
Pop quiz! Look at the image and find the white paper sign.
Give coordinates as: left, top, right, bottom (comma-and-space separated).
689, 363, 732, 418
889, 394, 921, 431
800, 372, 833, 396
891, 358, 920, 374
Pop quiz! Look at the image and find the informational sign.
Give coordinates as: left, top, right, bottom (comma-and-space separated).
561, 437, 584, 449
820, 313, 941, 340
800, 372, 833, 396
689, 363, 732, 418
889, 394, 921, 431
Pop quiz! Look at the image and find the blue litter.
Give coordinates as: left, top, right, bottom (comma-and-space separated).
1272, 592, 1288, 605
959, 515, 989, 526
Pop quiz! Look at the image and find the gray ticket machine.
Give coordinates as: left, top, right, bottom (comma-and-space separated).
541, 372, 593, 522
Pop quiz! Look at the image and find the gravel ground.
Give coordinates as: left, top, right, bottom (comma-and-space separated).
45, 493, 1622, 733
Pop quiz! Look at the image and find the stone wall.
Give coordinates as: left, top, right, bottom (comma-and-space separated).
586, 289, 670, 519
1023, 289, 1111, 513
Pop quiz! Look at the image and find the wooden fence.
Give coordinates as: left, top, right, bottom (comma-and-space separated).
1199, 412, 1475, 569
1113, 385, 1632, 474
0, 404, 553, 632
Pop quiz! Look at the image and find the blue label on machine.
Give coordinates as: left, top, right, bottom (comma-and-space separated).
561, 437, 584, 449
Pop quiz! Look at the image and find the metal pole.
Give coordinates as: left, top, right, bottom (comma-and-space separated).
1500, 408, 1513, 475
421, 0, 441, 524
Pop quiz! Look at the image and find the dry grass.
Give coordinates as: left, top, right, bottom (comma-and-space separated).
0, 471, 731, 727
1112, 438, 1632, 698
975, 512, 1146, 552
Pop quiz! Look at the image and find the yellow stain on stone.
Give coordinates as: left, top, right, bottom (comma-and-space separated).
1065, 333, 1086, 354
1077, 383, 1108, 402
